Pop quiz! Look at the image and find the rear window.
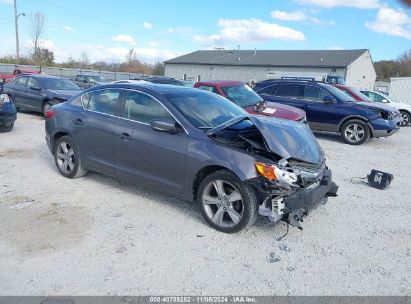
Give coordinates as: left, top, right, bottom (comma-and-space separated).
274, 84, 303, 99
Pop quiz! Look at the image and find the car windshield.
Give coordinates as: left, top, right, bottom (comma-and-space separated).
88, 76, 105, 82
40, 78, 81, 90
322, 84, 356, 102
220, 84, 263, 108
164, 90, 247, 129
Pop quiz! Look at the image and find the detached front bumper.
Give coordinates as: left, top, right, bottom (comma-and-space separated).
257, 168, 338, 229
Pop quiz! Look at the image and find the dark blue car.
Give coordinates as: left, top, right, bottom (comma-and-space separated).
254, 80, 400, 145
2, 74, 82, 117
0, 94, 17, 132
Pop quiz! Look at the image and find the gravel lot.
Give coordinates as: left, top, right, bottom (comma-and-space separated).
0, 112, 410, 296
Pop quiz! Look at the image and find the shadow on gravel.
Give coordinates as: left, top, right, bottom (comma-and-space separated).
85, 172, 204, 224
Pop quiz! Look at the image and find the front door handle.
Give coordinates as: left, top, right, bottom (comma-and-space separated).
120, 132, 131, 141
72, 118, 84, 126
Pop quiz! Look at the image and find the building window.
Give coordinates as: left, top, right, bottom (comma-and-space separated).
331, 68, 336, 72
196, 75, 201, 82
183, 74, 187, 81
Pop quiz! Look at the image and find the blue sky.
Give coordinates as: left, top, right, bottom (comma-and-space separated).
0, 0, 410, 63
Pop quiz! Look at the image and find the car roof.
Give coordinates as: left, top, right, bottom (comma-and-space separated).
86, 82, 193, 94
256, 79, 329, 86
197, 80, 244, 86
18, 74, 64, 80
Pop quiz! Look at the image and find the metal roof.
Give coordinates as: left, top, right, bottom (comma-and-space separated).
164, 49, 369, 68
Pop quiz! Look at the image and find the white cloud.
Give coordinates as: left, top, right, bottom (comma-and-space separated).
270, 9, 335, 25
143, 22, 153, 29
328, 46, 344, 50
63, 26, 75, 32
195, 18, 305, 46
166, 27, 174, 33
366, 7, 411, 40
112, 34, 136, 45
0, 0, 13, 4
297, 0, 381, 9
271, 10, 307, 21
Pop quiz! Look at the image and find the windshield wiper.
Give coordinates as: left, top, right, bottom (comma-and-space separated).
198, 126, 213, 130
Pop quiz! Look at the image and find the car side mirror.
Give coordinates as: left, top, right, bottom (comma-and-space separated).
323, 95, 335, 104
151, 119, 179, 134
30, 85, 41, 91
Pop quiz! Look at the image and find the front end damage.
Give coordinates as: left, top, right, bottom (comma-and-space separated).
207, 115, 339, 229
251, 162, 338, 229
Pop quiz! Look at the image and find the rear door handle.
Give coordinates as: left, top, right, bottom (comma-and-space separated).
72, 118, 84, 126
120, 132, 131, 141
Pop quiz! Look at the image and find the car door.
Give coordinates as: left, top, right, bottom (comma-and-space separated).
9, 76, 28, 108
115, 90, 188, 194
303, 84, 339, 132
25, 77, 44, 112
72, 88, 121, 176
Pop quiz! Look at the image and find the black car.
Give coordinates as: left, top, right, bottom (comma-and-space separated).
254, 80, 400, 145
45, 83, 338, 233
2, 75, 82, 116
0, 94, 17, 132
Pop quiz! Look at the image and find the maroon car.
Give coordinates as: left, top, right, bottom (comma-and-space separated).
194, 80, 306, 121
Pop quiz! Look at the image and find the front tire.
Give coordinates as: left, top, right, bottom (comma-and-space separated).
54, 136, 87, 178
0, 123, 14, 132
197, 170, 258, 233
400, 110, 410, 127
341, 119, 370, 145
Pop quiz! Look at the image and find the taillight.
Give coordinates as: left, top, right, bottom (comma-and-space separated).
45, 109, 55, 118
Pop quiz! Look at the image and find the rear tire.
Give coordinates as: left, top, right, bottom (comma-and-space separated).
400, 110, 410, 127
54, 135, 87, 178
341, 119, 370, 145
0, 123, 14, 132
197, 170, 258, 233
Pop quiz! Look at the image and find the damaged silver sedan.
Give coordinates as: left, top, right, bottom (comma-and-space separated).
45, 83, 338, 233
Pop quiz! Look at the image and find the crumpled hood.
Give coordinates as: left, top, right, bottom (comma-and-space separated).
207, 115, 325, 165
245, 101, 306, 121
48, 89, 81, 100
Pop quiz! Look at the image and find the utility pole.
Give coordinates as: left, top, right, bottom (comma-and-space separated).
14, 0, 26, 62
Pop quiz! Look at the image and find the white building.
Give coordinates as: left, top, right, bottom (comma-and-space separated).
389, 77, 411, 104
164, 49, 376, 90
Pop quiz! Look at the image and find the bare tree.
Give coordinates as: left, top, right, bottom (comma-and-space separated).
79, 51, 90, 69
29, 12, 46, 63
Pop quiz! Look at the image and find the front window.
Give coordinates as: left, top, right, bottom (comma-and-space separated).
123, 91, 172, 124
40, 78, 81, 90
164, 90, 247, 129
83, 89, 120, 116
304, 85, 332, 102
220, 84, 263, 108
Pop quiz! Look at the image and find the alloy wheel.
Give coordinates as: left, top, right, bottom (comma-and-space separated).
400, 112, 410, 126
344, 123, 365, 143
56, 141, 75, 175
202, 180, 244, 228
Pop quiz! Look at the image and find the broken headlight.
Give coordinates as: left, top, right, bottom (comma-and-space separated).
255, 162, 298, 186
